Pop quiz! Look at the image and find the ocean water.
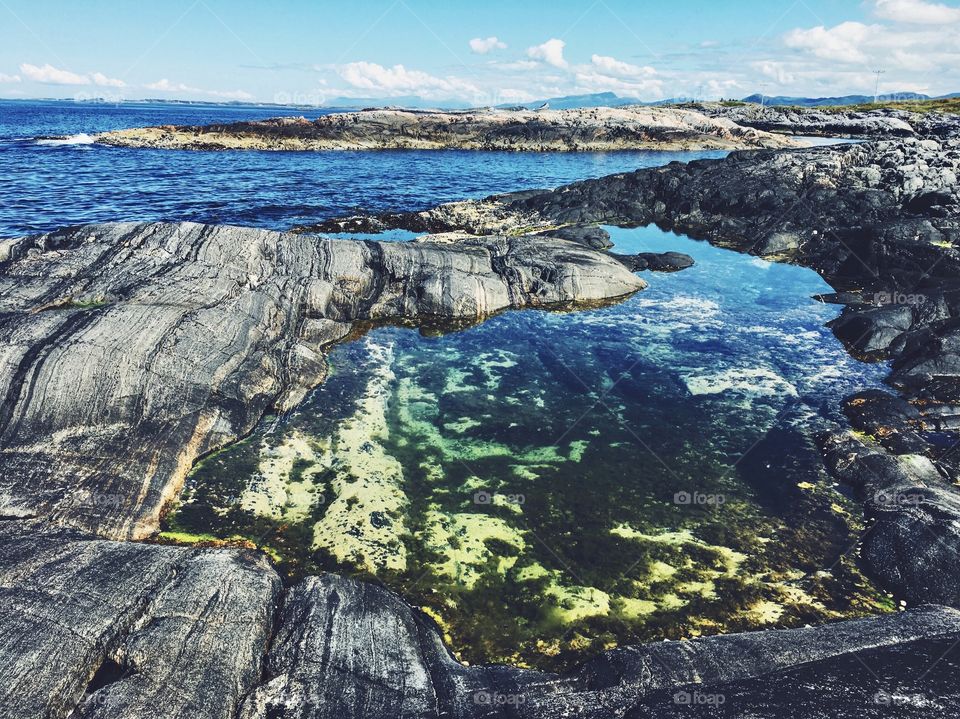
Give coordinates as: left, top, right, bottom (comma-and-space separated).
0, 99, 724, 237
4, 100, 891, 671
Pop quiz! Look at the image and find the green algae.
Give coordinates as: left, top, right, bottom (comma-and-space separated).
163, 228, 895, 671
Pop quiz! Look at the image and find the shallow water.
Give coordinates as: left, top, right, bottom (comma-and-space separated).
170, 225, 892, 670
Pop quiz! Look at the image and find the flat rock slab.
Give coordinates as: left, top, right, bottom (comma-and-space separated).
0, 222, 643, 540
0, 524, 279, 719
1, 530, 957, 719
92, 106, 800, 152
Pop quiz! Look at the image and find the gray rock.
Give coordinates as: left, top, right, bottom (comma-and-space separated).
0, 222, 644, 540
0, 525, 279, 719
91, 106, 800, 152
239, 572, 960, 719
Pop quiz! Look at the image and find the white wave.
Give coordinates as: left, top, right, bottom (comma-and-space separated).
36, 133, 96, 146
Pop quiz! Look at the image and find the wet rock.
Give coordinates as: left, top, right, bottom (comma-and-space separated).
0, 222, 644, 540
820, 432, 960, 605
842, 389, 928, 455
829, 304, 915, 355
614, 251, 695, 272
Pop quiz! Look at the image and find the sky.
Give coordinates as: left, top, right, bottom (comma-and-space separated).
1, 0, 959, 105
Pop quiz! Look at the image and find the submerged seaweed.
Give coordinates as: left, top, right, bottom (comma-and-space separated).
165, 226, 894, 671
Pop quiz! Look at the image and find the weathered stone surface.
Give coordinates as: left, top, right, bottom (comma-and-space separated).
0, 222, 644, 540
820, 432, 960, 606
238, 572, 960, 719
91, 106, 801, 152
1, 536, 956, 719
0, 524, 279, 719
691, 101, 960, 139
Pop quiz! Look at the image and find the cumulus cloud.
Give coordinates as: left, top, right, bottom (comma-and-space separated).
469, 36, 506, 54
145, 78, 253, 100
753, 60, 796, 85
338, 61, 477, 98
590, 54, 656, 78
0, 73, 21, 83
527, 38, 567, 68
783, 22, 877, 64
873, 0, 960, 24
19, 63, 125, 87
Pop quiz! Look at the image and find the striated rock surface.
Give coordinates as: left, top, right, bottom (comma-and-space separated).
690, 101, 960, 139
0, 222, 643, 539
91, 106, 801, 152
0, 523, 279, 719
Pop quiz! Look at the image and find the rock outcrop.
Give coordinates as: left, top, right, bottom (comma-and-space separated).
91, 106, 801, 152
0, 222, 643, 539
2, 526, 958, 719
690, 102, 960, 139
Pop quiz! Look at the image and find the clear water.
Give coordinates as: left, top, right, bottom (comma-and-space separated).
3, 100, 891, 670
175, 225, 891, 670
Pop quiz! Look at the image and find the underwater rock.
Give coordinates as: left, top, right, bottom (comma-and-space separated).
0, 222, 644, 540
92, 106, 801, 152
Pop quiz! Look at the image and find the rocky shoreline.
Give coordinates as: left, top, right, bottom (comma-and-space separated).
3, 118, 960, 716
309, 135, 960, 626
690, 101, 960, 139
90, 106, 800, 152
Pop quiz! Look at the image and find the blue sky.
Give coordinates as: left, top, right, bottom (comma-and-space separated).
1, 0, 959, 104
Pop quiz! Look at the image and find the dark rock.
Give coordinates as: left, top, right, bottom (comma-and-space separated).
613, 251, 695, 272
538, 224, 612, 249
0, 525, 279, 719
820, 432, 960, 606
842, 389, 928, 455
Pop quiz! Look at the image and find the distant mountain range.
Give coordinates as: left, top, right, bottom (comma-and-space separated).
740, 92, 960, 107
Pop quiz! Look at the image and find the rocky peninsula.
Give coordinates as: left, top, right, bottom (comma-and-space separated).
91, 106, 800, 152
691, 101, 960, 139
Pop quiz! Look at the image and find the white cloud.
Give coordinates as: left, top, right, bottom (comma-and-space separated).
783, 22, 876, 63
0, 73, 21, 83
590, 54, 656, 78
20, 63, 90, 85
91, 72, 125, 88
873, 0, 960, 24
19, 63, 124, 87
752, 60, 796, 85
337, 61, 477, 98
469, 36, 506, 54
527, 38, 567, 68
145, 78, 253, 100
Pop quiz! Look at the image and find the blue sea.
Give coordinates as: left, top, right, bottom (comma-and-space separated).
0, 98, 726, 237
2, 98, 891, 669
